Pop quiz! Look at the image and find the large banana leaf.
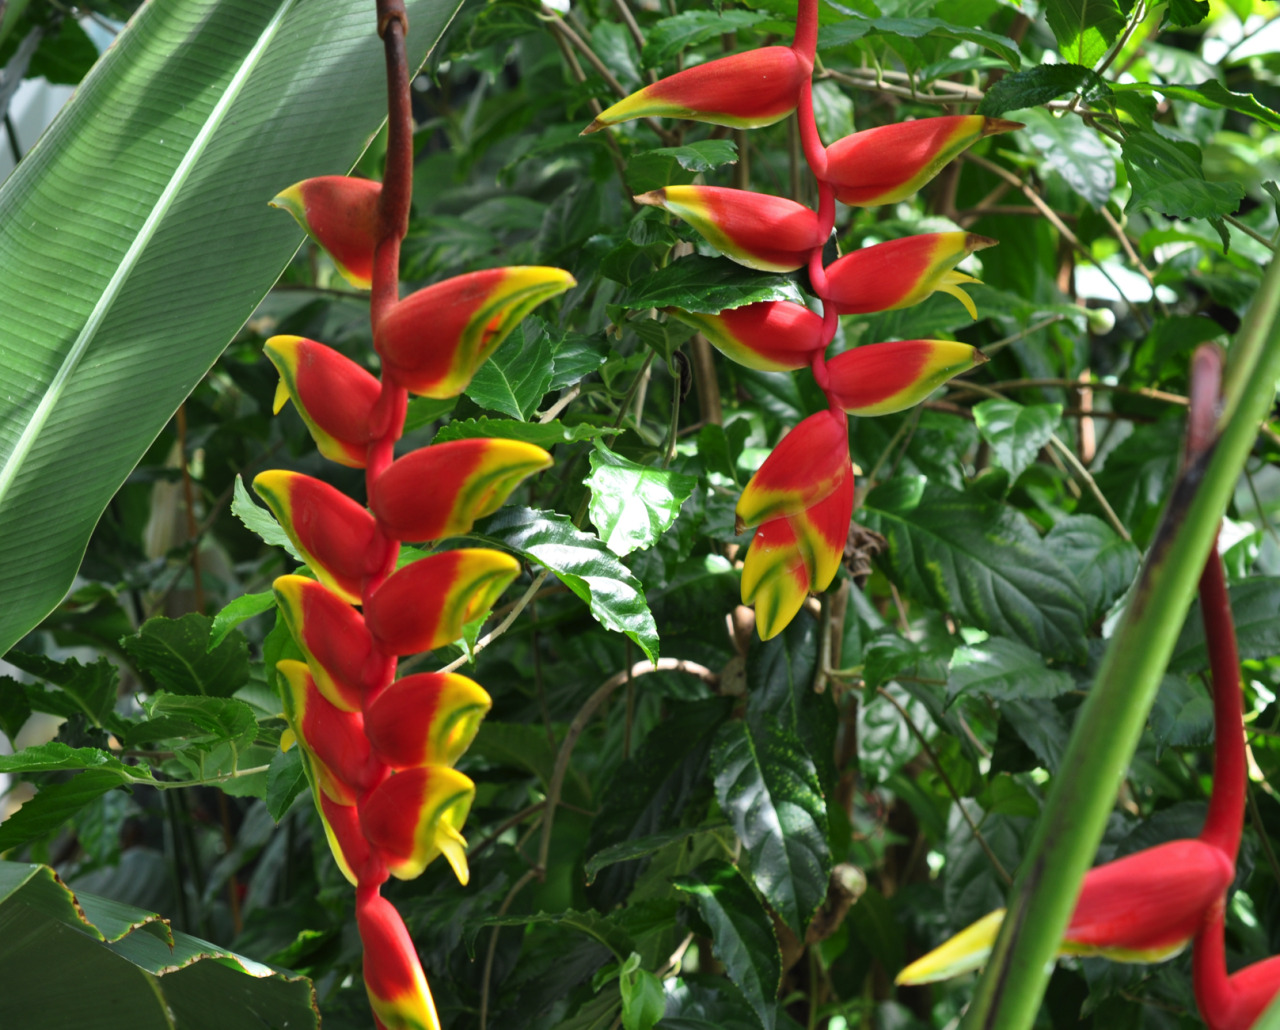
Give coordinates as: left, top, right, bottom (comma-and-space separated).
0, 860, 318, 1027
0, 0, 462, 655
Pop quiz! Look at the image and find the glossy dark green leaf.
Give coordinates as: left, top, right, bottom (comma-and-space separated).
124, 694, 257, 750
549, 325, 610, 390
584, 825, 729, 885
942, 805, 1029, 931
27, 18, 98, 84
265, 746, 307, 821
977, 63, 1110, 117
861, 478, 1089, 660
1086, 420, 1183, 547
620, 955, 666, 1030
948, 636, 1075, 703
1164, 0, 1209, 28
1149, 673, 1213, 753
1043, 0, 1124, 67
469, 908, 636, 962
711, 720, 830, 935
0, 742, 142, 778
1043, 515, 1140, 621
209, 590, 275, 650
660, 974, 767, 1030
121, 614, 249, 697
973, 398, 1062, 482
640, 10, 769, 64
466, 318, 555, 420
673, 861, 781, 1030
231, 476, 302, 561
432, 416, 610, 448
818, 15, 1021, 69
1017, 108, 1115, 208
1114, 81, 1280, 131
3, 650, 118, 727
0, 769, 127, 852
586, 441, 698, 557
627, 141, 739, 194
618, 256, 805, 315
1171, 577, 1280, 672
1122, 131, 1245, 220
473, 506, 660, 662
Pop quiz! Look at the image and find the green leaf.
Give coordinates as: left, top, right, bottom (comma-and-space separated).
0, 770, 128, 852
620, 954, 666, 1030
0, 742, 142, 778
627, 141, 739, 195
861, 478, 1089, 660
1043, 515, 1140, 621
0, 0, 465, 657
469, 909, 636, 962
209, 590, 275, 650
3, 651, 118, 727
121, 614, 250, 698
661, 975, 763, 1030
674, 861, 781, 1030
123, 694, 257, 750
977, 63, 1110, 117
711, 721, 831, 936
1122, 130, 1245, 220
473, 507, 660, 662
817, 15, 1021, 69
1171, 577, 1280, 671
465, 318, 555, 420
28, 17, 99, 84
618, 256, 805, 315
1043, 0, 1124, 67
231, 476, 303, 561
265, 746, 307, 821
585, 825, 729, 885
1016, 108, 1115, 208
640, 10, 770, 64
1163, 0, 1209, 28
432, 416, 611, 448
1149, 673, 1213, 752
973, 399, 1062, 482
402, 395, 459, 434
948, 636, 1075, 703
550, 325, 609, 390
586, 441, 698, 557
1112, 81, 1280, 132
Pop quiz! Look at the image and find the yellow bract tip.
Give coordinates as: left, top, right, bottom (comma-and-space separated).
896, 909, 1006, 985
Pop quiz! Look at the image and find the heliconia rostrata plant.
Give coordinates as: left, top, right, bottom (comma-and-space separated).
256, 3, 572, 1026
588, 0, 1013, 640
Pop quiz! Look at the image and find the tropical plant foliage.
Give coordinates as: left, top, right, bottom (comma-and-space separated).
2, 0, 1280, 1026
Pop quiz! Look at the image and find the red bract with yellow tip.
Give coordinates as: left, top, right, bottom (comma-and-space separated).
824, 232, 995, 319
375, 267, 576, 398
277, 660, 372, 805
583, 46, 810, 133
823, 117, 1023, 207
370, 438, 553, 542
254, 470, 392, 604
364, 672, 491, 769
827, 340, 987, 415
634, 186, 824, 272
665, 301, 826, 372
736, 409, 849, 532
357, 891, 442, 1030
316, 790, 376, 887
264, 336, 380, 467
364, 549, 521, 656
360, 765, 476, 883
270, 176, 381, 289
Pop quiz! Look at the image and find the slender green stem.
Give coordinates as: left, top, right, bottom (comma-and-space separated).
962, 253, 1280, 1030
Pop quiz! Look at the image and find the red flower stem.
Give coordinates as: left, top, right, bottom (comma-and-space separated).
796, 76, 827, 179
1192, 897, 1233, 1018
792, 0, 818, 67
372, 0, 413, 330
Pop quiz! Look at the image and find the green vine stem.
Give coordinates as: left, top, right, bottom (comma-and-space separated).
961, 253, 1280, 1029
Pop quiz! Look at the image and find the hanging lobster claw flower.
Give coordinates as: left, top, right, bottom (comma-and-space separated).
634, 186, 824, 273
364, 549, 521, 656
824, 233, 996, 319
276, 660, 371, 804
583, 46, 809, 134
736, 409, 849, 532
274, 575, 394, 711
364, 672, 492, 769
370, 439, 553, 542
827, 341, 987, 415
742, 460, 853, 640
360, 765, 476, 883
316, 789, 376, 887
254, 470, 393, 604
270, 176, 381, 289
896, 838, 1235, 985
665, 301, 826, 372
375, 267, 576, 399
823, 117, 1023, 207
264, 336, 381, 467
357, 891, 442, 1030
1194, 897, 1280, 1030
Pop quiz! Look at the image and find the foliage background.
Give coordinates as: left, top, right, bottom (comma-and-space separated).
1, 0, 1280, 1026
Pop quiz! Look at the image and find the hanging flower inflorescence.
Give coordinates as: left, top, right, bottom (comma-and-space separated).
586, 0, 1014, 639
258, 5, 574, 1027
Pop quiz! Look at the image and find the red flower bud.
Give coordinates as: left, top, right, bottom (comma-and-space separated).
370, 439, 553, 542
375, 267, 576, 398
360, 765, 475, 883
665, 301, 826, 372
583, 46, 810, 134
364, 672, 492, 770
254, 470, 392, 604
824, 233, 996, 319
826, 340, 987, 415
364, 549, 521, 656
270, 176, 381, 289
823, 117, 1023, 207
634, 186, 824, 272
736, 409, 849, 532
264, 336, 380, 467
357, 891, 442, 1030
277, 659, 372, 804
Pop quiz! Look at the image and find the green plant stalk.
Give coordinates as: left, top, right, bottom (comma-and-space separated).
962, 254, 1280, 1030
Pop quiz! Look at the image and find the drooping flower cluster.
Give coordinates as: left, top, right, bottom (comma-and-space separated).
264, 171, 573, 1028
586, 0, 1014, 638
